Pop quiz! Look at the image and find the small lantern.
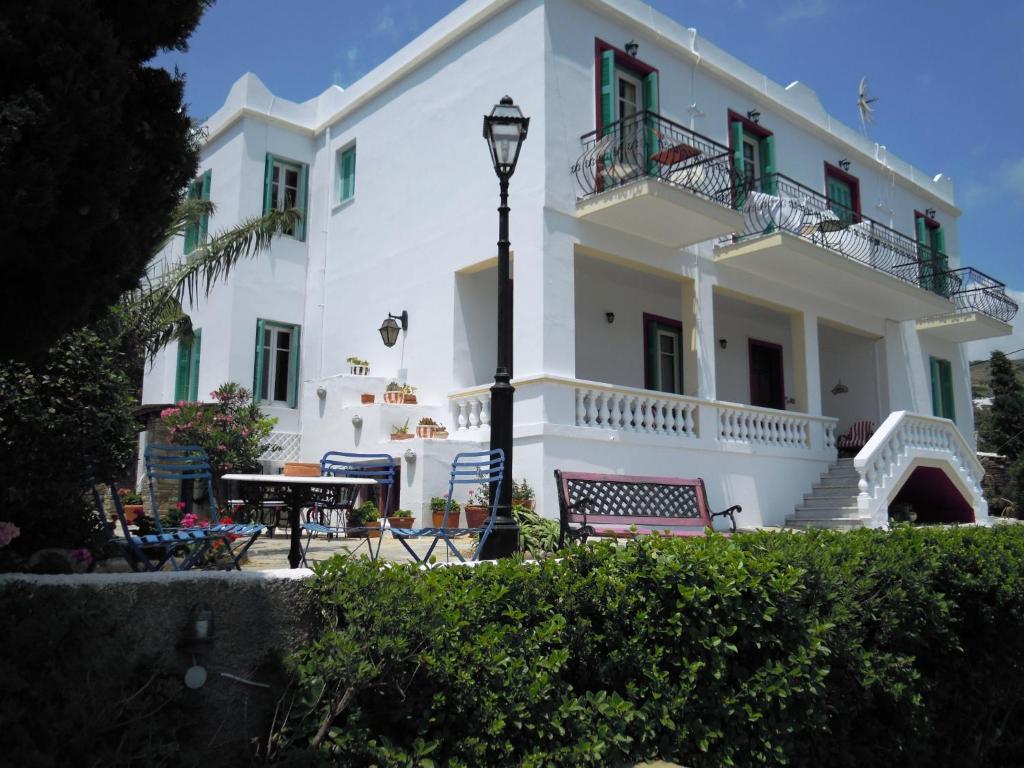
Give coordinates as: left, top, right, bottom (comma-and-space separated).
378, 311, 408, 348
187, 602, 214, 644
483, 96, 530, 178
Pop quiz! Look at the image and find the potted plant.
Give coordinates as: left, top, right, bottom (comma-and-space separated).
430, 496, 460, 528
433, 423, 449, 439
388, 508, 415, 529
465, 482, 491, 528
347, 500, 382, 538
346, 356, 369, 376
384, 381, 403, 404
400, 384, 417, 404
416, 417, 438, 438
390, 419, 412, 440
360, 392, 375, 404
116, 486, 145, 525
511, 478, 535, 511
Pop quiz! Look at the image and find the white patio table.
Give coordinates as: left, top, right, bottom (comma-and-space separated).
221, 474, 377, 569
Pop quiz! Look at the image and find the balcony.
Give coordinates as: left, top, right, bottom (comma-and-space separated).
571, 111, 744, 248
713, 174, 957, 321
917, 267, 1019, 342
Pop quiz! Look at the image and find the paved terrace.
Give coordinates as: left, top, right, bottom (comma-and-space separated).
243, 529, 477, 570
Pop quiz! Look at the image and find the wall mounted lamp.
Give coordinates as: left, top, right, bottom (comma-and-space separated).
831, 380, 849, 395
925, 208, 936, 219
605, 312, 615, 324
719, 338, 728, 349
186, 602, 214, 645
404, 448, 416, 463
746, 109, 761, 124
351, 414, 363, 427
624, 39, 639, 56
838, 158, 851, 171
316, 385, 327, 399
378, 311, 408, 348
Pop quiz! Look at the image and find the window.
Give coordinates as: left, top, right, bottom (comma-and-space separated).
338, 145, 356, 203
824, 162, 860, 225
915, 212, 949, 296
174, 330, 201, 402
644, 314, 683, 394
728, 111, 775, 198
597, 40, 659, 180
254, 320, 300, 408
184, 170, 211, 254
263, 154, 308, 240
930, 356, 956, 421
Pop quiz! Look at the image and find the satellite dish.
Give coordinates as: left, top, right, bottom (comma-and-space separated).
858, 77, 878, 134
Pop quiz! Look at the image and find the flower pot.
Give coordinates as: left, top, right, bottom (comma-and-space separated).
432, 509, 459, 528
512, 499, 534, 511
465, 505, 490, 528
415, 424, 437, 438
388, 516, 414, 529
284, 462, 321, 477
350, 365, 369, 376
390, 432, 413, 441
433, 431, 449, 439
121, 504, 144, 525
403, 394, 417, 404
360, 393, 375, 404
384, 391, 403, 404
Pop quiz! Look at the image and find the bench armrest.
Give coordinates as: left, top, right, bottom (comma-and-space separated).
710, 504, 742, 533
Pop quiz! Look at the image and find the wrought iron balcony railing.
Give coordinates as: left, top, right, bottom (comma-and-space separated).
940, 267, 1019, 323
573, 111, 738, 207
734, 173, 960, 298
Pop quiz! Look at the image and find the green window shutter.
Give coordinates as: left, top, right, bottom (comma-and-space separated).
174, 339, 192, 402
263, 155, 274, 215
187, 330, 202, 401
184, 178, 200, 254
759, 135, 776, 194
253, 319, 267, 400
827, 176, 853, 223
296, 163, 309, 241
929, 356, 943, 417
340, 147, 356, 202
939, 359, 956, 421
915, 216, 931, 290
287, 325, 301, 408
643, 71, 659, 174
198, 170, 211, 243
600, 49, 617, 129
730, 121, 745, 208
644, 318, 658, 390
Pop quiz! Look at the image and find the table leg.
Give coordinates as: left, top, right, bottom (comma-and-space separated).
288, 488, 302, 569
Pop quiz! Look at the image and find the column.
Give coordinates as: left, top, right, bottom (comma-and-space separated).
790, 311, 822, 415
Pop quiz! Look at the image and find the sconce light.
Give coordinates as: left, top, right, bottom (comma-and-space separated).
925, 208, 936, 219
838, 158, 851, 171
378, 310, 408, 348
624, 40, 639, 56
605, 312, 615, 324
718, 338, 728, 349
351, 414, 363, 427
316, 385, 327, 399
186, 602, 214, 645
404, 448, 416, 463
746, 109, 761, 124
831, 380, 849, 395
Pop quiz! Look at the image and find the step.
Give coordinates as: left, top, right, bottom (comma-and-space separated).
801, 495, 859, 508
815, 478, 861, 491
806, 485, 860, 499
792, 503, 860, 517
785, 517, 864, 531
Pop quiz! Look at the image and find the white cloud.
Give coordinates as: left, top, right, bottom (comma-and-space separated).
967, 289, 1024, 361
374, 7, 396, 37
346, 46, 359, 65
774, 0, 830, 24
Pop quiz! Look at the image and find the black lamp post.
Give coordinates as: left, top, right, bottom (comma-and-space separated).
480, 95, 528, 559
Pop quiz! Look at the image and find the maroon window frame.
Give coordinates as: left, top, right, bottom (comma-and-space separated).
824, 161, 861, 221
748, 338, 785, 411
643, 312, 683, 393
914, 210, 941, 232
594, 38, 658, 133
727, 109, 773, 183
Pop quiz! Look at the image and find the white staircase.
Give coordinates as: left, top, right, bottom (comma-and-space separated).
785, 458, 867, 530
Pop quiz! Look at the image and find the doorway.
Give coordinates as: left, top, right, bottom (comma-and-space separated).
749, 339, 784, 410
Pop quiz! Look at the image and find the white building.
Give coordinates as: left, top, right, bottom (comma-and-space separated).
143, 0, 1017, 530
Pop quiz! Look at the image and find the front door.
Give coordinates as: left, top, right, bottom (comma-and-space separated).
749, 340, 784, 410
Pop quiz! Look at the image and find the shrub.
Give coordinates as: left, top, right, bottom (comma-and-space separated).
277, 527, 1024, 767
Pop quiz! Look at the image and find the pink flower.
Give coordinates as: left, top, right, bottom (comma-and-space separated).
70, 548, 93, 566
176, 501, 187, 511
0, 521, 20, 548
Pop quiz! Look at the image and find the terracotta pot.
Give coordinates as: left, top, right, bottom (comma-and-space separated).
121, 504, 144, 525
383, 391, 403, 404
434, 431, 449, 439
403, 394, 417, 404
512, 499, 534, 511
388, 516, 415, 529
360, 393, 375, 404
432, 509, 459, 528
284, 462, 320, 477
415, 424, 436, 438
390, 432, 413, 441
465, 505, 490, 528
351, 520, 382, 538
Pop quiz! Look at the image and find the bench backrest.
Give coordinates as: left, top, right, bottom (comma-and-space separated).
555, 470, 712, 532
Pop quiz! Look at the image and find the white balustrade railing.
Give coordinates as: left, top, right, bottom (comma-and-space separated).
449, 387, 491, 437
717, 402, 816, 450
574, 384, 698, 439
854, 410, 986, 527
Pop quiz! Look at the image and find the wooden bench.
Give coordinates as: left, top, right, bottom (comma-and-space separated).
554, 470, 741, 546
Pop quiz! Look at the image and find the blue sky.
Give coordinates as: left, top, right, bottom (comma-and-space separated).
154, 0, 1023, 348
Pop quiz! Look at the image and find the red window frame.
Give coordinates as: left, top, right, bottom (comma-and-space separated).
824, 161, 862, 222
594, 38, 658, 133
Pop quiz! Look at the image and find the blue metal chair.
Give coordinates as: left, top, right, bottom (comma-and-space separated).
300, 451, 396, 564
391, 449, 504, 563
144, 444, 266, 570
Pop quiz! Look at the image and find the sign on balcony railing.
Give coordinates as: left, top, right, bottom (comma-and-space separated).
942, 267, 1019, 323
572, 110, 738, 207
734, 173, 960, 299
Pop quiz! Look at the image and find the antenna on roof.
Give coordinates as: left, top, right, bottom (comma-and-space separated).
857, 76, 878, 135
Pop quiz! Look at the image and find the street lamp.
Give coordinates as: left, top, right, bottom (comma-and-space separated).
481, 95, 528, 559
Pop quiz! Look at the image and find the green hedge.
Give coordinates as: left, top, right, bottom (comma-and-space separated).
278, 526, 1024, 767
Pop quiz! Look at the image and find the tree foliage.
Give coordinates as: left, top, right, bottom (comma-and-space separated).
0, 0, 212, 362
